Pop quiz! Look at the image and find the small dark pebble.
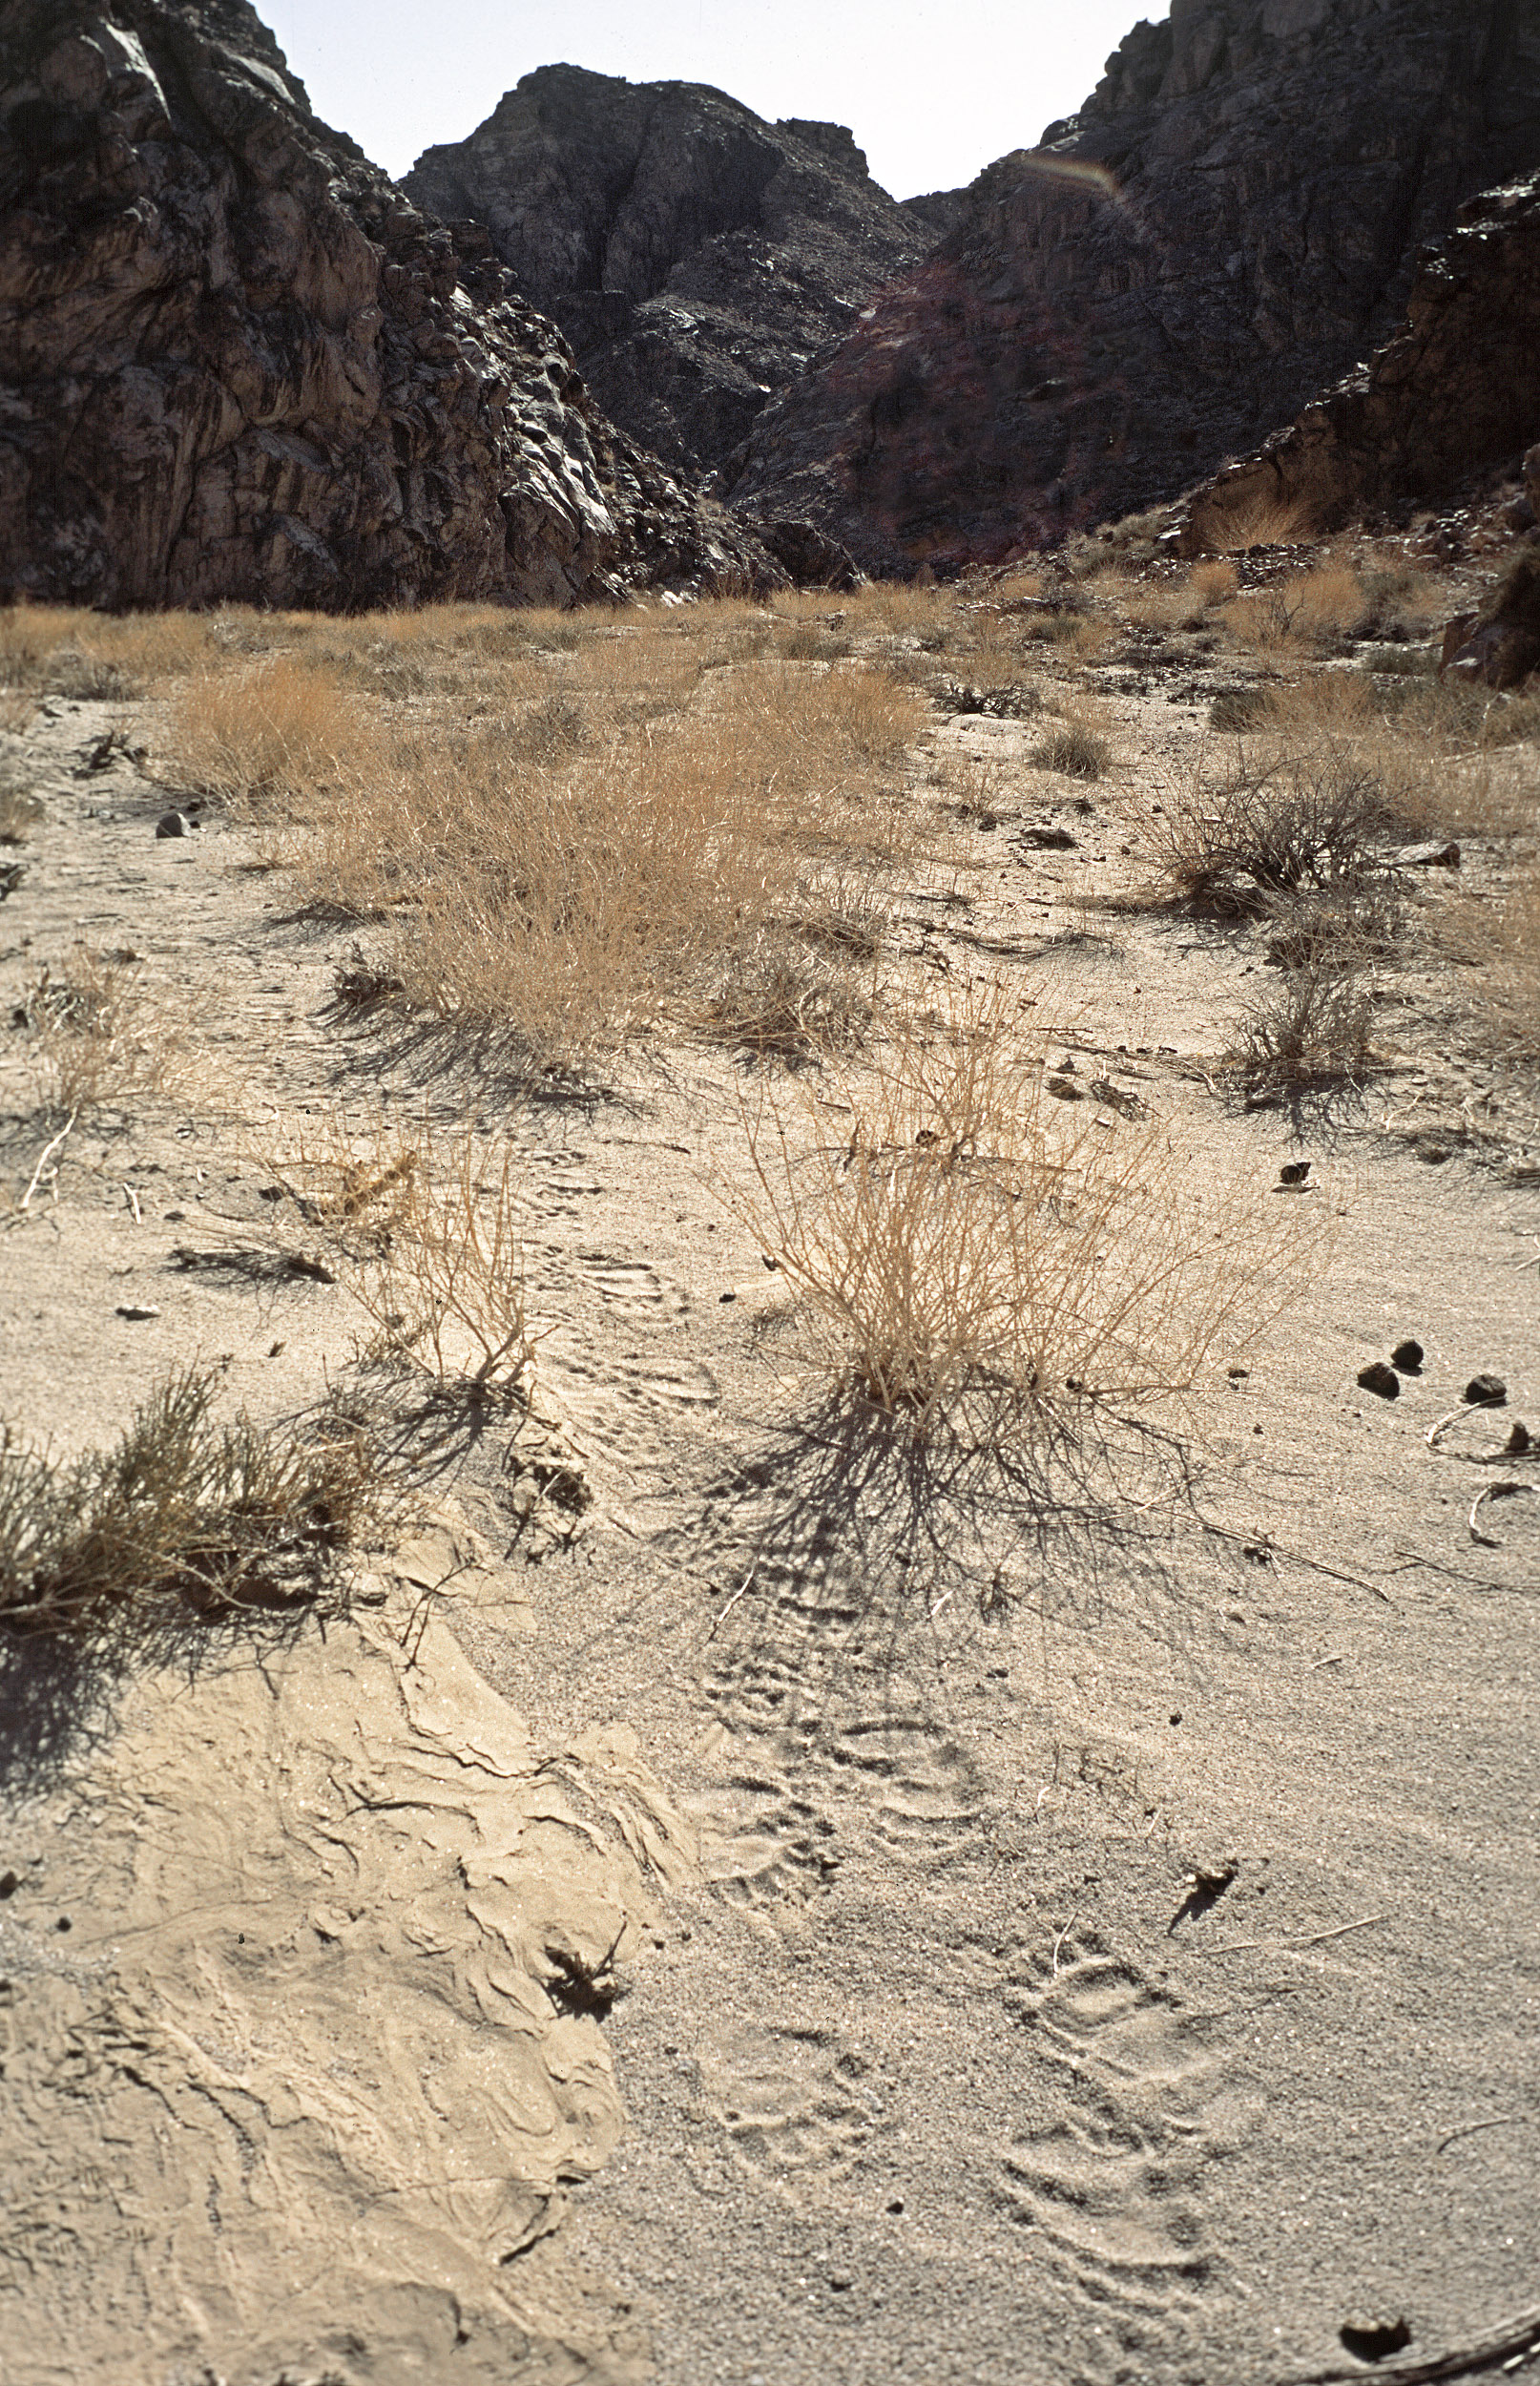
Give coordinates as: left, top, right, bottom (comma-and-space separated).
0, 1870, 16, 1898
1358, 1362, 1401, 1400
1391, 1339, 1424, 1373
1505, 1421, 1531, 1455
155, 809, 199, 839
114, 1303, 160, 1321
1279, 1159, 1311, 1186
1464, 1373, 1508, 1407
55, 1916, 71, 1933
1339, 2318, 1412, 2363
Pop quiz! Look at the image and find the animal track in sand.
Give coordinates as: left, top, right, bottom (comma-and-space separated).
576, 1250, 689, 1317
998, 1935, 1237, 2335
699, 2023, 892, 2189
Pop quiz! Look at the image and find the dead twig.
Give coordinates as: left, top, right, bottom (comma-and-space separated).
1286, 2303, 1540, 2385
1435, 2114, 1530, 2157
21, 1109, 76, 1209
1469, 1481, 1534, 1548
707, 1564, 757, 1641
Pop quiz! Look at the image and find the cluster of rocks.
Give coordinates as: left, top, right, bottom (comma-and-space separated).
0, 0, 790, 610
721, 0, 1540, 575
404, 67, 951, 483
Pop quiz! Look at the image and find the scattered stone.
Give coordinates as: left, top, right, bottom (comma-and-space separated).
1227, 1365, 1250, 1381
1020, 824, 1079, 850
0, 862, 25, 898
1391, 1339, 1425, 1373
1464, 1372, 1509, 1406
155, 811, 198, 839
1279, 1159, 1312, 1187
1046, 1075, 1084, 1102
1339, 2317, 1412, 2364
1393, 839, 1461, 869
0, 1870, 16, 1898
1358, 1361, 1401, 1400
1504, 1421, 1532, 1455
114, 1304, 161, 1321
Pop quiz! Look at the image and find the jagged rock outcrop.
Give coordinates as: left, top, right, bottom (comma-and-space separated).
1182, 174, 1540, 550
724, 0, 1540, 575
404, 68, 947, 480
0, 0, 783, 610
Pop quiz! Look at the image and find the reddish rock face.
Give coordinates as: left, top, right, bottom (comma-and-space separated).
0, 0, 781, 609
724, 0, 1540, 575
1182, 175, 1540, 554
404, 67, 948, 482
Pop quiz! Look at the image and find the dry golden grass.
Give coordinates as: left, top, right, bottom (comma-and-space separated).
15, 945, 193, 1120
298, 647, 927, 1062
1198, 488, 1321, 554
727, 988, 1303, 1441
1443, 872, 1540, 1060
1190, 559, 1239, 605
166, 656, 379, 806
266, 1118, 533, 1395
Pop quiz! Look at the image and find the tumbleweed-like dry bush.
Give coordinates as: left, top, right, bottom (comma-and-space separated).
15, 944, 194, 1121
728, 987, 1306, 1445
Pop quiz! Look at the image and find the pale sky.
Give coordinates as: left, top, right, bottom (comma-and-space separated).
259, 0, 1154, 201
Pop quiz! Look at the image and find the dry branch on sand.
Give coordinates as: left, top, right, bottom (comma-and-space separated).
0, 1370, 375, 1633
265, 1120, 534, 1397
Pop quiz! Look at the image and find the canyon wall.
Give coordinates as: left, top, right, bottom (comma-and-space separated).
1, 1, 780, 610
724, 0, 1540, 574
405, 68, 947, 480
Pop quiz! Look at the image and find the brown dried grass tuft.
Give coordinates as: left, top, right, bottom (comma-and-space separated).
266, 1119, 533, 1395
727, 988, 1304, 1442
15, 944, 192, 1120
166, 657, 375, 806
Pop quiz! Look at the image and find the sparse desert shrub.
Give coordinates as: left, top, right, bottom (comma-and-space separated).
1226, 961, 1373, 1093
1154, 745, 1403, 914
13, 945, 189, 1118
300, 651, 924, 1062
703, 935, 873, 1063
0, 1369, 376, 1632
1032, 720, 1111, 780
729, 993, 1297, 1439
268, 1121, 532, 1395
1190, 559, 1239, 605
1261, 877, 1405, 970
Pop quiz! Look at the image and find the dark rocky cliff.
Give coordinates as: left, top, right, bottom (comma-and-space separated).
404, 68, 947, 480
724, 0, 1540, 575
1181, 170, 1540, 549
0, 0, 780, 609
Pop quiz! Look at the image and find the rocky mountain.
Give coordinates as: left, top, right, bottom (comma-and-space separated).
1, 0, 782, 611
723, 0, 1540, 575
404, 68, 947, 481
1181, 171, 1540, 550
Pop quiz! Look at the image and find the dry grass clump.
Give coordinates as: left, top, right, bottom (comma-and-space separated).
703, 935, 875, 1063
1032, 718, 1112, 780
14, 945, 189, 1119
267, 1120, 532, 1395
731, 993, 1296, 1441
300, 650, 924, 1062
1154, 743, 1410, 916
0, 1369, 376, 1633
166, 656, 373, 806
1443, 874, 1540, 1059
1226, 962, 1374, 1095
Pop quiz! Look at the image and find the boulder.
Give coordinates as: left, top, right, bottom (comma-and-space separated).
1439, 542, 1540, 688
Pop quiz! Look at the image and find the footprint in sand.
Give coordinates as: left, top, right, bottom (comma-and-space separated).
699, 2024, 892, 2188
577, 1251, 688, 1317
699, 1561, 983, 1906
999, 1937, 1235, 2327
